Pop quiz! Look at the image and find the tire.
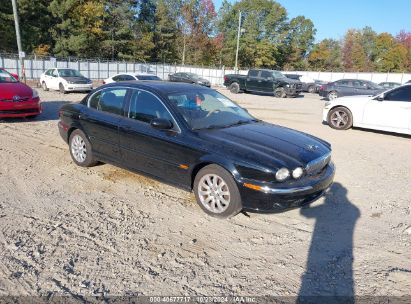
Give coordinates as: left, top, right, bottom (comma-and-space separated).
307, 85, 315, 93
42, 81, 49, 91
327, 106, 353, 130
327, 91, 338, 101
69, 129, 97, 167
59, 83, 67, 94
274, 87, 286, 98
229, 82, 240, 94
193, 164, 242, 218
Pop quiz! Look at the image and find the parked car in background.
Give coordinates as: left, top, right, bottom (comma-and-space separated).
103, 73, 162, 84
0, 68, 41, 118
378, 82, 401, 89
168, 72, 211, 87
314, 80, 328, 93
40, 68, 92, 94
323, 84, 411, 135
224, 69, 302, 98
319, 79, 384, 100
0, 68, 19, 81
284, 74, 316, 93
58, 82, 334, 218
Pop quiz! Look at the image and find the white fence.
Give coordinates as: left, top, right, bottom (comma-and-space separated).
1, 54, 411, 85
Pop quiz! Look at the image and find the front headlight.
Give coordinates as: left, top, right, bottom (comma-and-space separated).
292, 167, 304, 179
275, 168, 290, 182
285, 84, 290, 88
32, 89, 39, 98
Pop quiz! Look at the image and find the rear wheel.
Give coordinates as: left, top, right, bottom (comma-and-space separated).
59, 83, 67, 94
274, 87, 286, 98
69, 129, 97, 167
327, 107, 353, 130
229, 82, 240, 94
194, 164, 242, 218
307, 85, 315, 93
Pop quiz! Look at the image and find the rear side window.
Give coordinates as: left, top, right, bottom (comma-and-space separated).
248, 70, 259, 77
337, 80, 352, 87
89, 88, 128, 115
261, 71, 272, 78
128, 89, 172, 123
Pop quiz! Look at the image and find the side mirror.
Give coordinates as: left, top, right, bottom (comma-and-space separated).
376, 95, 384, 101
150, 118, 173, 130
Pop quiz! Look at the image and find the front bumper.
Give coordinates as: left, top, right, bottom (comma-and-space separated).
285, 87, 298, 96
238, 162, 335, 213
0, 99, 42, 118
65, 83, 93, 92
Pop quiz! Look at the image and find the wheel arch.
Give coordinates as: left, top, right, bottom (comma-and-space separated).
327, 105, 355, 127
190, 155, 238, 190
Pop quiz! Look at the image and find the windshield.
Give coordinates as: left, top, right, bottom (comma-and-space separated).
0, 69, 18, 83
137, 75, 161, 80
273, 71, 286, 78
58, 69, 83, 77
168, 89, 256, 130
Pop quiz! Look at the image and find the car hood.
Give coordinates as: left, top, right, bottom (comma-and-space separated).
0, 82, 33, 99
197, 122, 331, 169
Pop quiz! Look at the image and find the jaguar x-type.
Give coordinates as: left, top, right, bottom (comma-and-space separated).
58, 82, 335, 218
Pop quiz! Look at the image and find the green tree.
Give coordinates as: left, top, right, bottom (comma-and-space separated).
308, 39, 341, 71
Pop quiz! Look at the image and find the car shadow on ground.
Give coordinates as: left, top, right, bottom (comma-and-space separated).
297, 182, 360, 303
241, 91, 306, 99
0, 101, 70, 123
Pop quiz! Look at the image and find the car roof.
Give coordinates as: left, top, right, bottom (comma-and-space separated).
100, 81, 211, 95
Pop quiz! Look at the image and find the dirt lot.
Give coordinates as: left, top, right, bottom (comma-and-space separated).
0, 87, 410, 299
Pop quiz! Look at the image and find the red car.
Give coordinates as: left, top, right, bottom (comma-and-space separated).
0, 68, 41, 118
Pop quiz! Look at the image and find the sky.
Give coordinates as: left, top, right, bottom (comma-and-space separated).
213, 0, 411, 42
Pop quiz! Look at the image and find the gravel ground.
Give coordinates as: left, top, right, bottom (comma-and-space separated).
0, 87, 410, 299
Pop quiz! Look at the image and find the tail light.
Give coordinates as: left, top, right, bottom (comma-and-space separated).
224, 76, 228, 82
102, 80, 106, 84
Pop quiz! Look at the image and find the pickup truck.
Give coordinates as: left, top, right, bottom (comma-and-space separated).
223, 69, 302, 98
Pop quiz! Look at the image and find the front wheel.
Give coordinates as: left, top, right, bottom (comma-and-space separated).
194, 164, 242, 218
69, 129, 97, 167
59, 83, 67, 94
274, 87, 286, 98
307, 85, 315, 93
327, 107, 353, 130
229, 82, 240, 94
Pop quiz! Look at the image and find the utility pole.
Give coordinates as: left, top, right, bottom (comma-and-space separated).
11, 0, 25, 82
234, 11, 242, 73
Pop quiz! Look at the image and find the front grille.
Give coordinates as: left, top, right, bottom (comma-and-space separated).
305, 152, 331, 176
0, 108, 38, 114
74, 80, 88, 84
0, 97, 30, 102
296, 84, 302, 89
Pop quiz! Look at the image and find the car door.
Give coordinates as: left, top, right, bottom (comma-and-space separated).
336, 80, 355, 96
245, 70, 260, 91
362, 86, 411, 131
80, 87, 130, 160
258, 70, 275, 93
352, 80, 370, 95
49, 69, 60, 90
118, 88, 196, 186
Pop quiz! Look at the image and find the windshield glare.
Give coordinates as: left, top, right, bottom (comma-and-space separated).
187, 73, 199, 80
137, 75, 161, 80
168, 90, 255, 130
58, 69, 83, 77
0, 70, 18, 83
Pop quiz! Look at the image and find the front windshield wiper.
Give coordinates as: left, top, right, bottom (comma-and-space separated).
226, 119, 260, 127
192, 124, 226, 130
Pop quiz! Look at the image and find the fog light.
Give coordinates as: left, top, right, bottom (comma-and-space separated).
275, 168, 290, 181
292, 167, 304, 179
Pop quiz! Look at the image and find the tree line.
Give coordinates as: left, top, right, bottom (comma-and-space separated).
0, 0, 410, 72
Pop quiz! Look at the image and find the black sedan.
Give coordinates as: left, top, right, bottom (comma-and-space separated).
319, 79, 384, 100
168, 72, 211, 87
58, 82, 335, 218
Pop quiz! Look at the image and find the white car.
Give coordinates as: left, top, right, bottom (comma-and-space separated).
40, 68, 93, 94
103, 73, 162, 84
323, 84, 411, 135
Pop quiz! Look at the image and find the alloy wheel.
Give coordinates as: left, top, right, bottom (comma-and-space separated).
198, 174, 231, 214
71, 134, 87, 163
330, 110, 349, 128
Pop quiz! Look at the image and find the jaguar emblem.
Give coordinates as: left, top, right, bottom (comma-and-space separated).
306, 144, 319, 151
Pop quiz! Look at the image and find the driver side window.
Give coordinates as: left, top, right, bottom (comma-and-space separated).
384, 86, 411, 102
